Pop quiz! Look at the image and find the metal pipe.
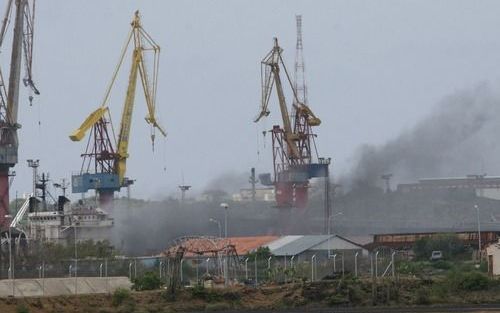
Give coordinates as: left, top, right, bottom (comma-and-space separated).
341, 253, 345, 277
254, 254, 258, 286
354, 252, 359, 277
159, 261, 163, 279
74, 222, 78, 295
475, 205, 482, 263
41, 262, 45, 297
333, 254, 337, 273
370, 253, 374, 278
134, 259, 137, 279
180, 259, 184, 284
311, 254, 316, 282
391, 251, 396, 278
245, 258, 249, 280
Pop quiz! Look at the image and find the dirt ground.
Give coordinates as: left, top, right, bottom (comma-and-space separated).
1, 282, 500, 313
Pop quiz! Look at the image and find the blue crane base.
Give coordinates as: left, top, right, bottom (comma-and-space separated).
71, 173, 120, 194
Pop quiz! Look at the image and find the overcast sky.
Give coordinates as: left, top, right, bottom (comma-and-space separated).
3, 0, 500, 200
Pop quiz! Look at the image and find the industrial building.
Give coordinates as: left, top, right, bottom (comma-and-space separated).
369, 228, 500, 250
163, 235, 369, 261
266, 235, 369, 262
397, 176, 500, 200
232, 187, 275, 202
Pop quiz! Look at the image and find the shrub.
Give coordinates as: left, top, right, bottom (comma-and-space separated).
191, 284, 208, 299
415, 287, 431, 305
447, 270, 489, 291
432, 260, 453, 270
327, 294, 349, 305
190, 284, 222, 302
222, 290, 241, 301
205, 303, 232, 311
16, 304, 30, 313
132, 272, 162, 291
112, 288, 131, 307
457, 272, 489, 291
397, 261, 425, 275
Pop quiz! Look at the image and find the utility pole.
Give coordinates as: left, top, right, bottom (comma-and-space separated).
475, 204, 481, 263
320, 157, 332, 234
123, 178, 135, 201
249, 168, 258, 202
53, 178, 69, 198
381, 173, 393, 193
36, 172, 49, 210
27, 159, 39, 197
468, 173, 487, 198
179, 185, 191, 202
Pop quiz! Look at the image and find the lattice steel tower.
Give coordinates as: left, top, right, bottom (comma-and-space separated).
294, 15, 307, 107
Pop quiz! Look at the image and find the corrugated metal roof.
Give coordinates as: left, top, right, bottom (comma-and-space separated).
342, 235, 373, 246
271, 235, 333, 256
265, 235, 303, 251
229, 236, 279, 255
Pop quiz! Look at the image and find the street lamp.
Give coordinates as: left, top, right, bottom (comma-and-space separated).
4, 214, 14, 296
311, 254, 316, 282
328, 212, 343, 258
62, 217, 79, 294
475, 204, 481, 263
4, 214, 12, 276
220, 203, 229, 286
209, 218, 222, 238
245, 258, 249, 280
220, 203, 229, 238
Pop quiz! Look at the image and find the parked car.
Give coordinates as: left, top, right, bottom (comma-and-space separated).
429, 250, 443, 261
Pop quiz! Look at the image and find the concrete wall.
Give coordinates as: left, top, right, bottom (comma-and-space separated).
487, 241, 500, 275
0, 277, 131, 297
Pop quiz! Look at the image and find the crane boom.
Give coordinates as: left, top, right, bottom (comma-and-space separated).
256, 38, 300, 160
116, 49, 139, 180
115, 11, 166, 184
6, 0, 25, 128
69, 106, 109, 142
0, 0, 13, 48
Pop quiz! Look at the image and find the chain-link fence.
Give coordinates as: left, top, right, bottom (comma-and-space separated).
0, 249, 409, 289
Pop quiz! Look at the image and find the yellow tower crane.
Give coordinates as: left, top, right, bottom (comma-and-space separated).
69, 11, 166, 203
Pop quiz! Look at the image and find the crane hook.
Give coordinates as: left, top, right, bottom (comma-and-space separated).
151, 133, 155, 152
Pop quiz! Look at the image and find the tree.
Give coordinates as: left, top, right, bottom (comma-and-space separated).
413, 234, 465, 260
